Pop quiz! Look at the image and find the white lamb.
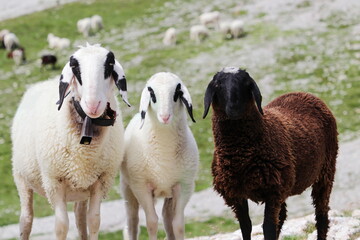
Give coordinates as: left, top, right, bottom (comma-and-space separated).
162, 27, 177, 46
190, 25, 209, 43
4, 32, 20, 51
11, 43, 130, 240
219, 21, 232, 39
77, 17, 92, 37
230, 19, 245, 38
90, 15, 104, 32
121, 72, 199, 240
199, 11, 220, 29
47, 33, 70, 50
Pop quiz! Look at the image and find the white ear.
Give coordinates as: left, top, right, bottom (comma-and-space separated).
57, 62, 74, 110
113, 60, 130, 107
139, 86, 151, 129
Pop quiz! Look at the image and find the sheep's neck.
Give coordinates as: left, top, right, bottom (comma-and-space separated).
212, 110, 265, 153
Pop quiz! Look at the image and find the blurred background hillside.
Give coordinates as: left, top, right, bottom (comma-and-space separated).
0, 0, 359, 239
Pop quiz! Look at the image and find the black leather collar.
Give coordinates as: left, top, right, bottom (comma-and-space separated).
72, 97, 116, 126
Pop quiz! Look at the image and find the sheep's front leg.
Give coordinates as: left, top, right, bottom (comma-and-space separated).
53, 183, 69, 240
171, 183, 193, 240
133, 185, 158, 240
87, 180, 102, 240
233, 199, 252, 240
263, 200, 281, 240
121, 178, 140, 240
74, 200, 88, 240
14, 174, 34, 240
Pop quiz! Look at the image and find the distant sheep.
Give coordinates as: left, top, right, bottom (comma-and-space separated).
199, 11, 220, 29
203, 68, 338, 240
162, 27, 177, 46
121, 72, 199, 240
7, 47, 26, 65
4, 32, 20, 51
12, 43, 130, 239
77, 17, 92, 37
230, 20, 244, 38
0, 29, 10, 48
47, 33, 70, 50
219, 21, 232, 38
190, 25, 209, 43
77, 15, 104, 37
41, 54, 57, 68
90, 15, 103, 32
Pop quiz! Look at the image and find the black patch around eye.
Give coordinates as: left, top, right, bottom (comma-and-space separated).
173, 83, 182, 102
70, 56, 82, 85
148, 87, 156, 103
104, 51, 115, 79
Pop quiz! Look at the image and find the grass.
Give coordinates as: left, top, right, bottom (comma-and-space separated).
0, 0, 360, 238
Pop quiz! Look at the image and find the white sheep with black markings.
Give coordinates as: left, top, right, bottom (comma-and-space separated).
121, 72, 199, 240
11, 43, 130, 240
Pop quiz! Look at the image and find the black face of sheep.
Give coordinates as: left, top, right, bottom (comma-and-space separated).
203, 68, 263, 119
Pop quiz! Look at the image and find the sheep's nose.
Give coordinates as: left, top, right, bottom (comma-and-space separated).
160, 114, 171, 124
85, 100, 101, 115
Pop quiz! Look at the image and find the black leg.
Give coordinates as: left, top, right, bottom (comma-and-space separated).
312, 180, 332, 240
263, 201, 281, 240
277, 202, 287, 239
233, 199, 252, 240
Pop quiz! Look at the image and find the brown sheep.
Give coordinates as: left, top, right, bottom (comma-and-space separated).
202, 68, 338, 240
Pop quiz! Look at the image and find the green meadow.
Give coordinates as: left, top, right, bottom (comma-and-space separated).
0, 0, 359, 238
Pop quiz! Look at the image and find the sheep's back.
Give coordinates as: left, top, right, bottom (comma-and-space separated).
265, 92, 338, 195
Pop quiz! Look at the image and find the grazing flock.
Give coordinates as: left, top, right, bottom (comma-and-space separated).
1, 14, 103, 67
6, 8, 338, 240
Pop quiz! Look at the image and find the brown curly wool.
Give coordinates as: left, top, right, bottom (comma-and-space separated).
203, 68, 338, 240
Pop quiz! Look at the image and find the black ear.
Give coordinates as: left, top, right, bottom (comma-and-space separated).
175, 83, 196, 123
250, 78, 263, 115
203, 81, 215, 119
57, 62, 73, 110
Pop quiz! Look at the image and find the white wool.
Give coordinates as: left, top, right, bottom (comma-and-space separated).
90, 15, 103, 32
199, 11, 220, 29
190, 25, 209, 43
47, 33, 70, 50
3, 32, 19, 51
0, 29, 10, 40
162, 27, 177, 46
230, 19, 244, 38
11, 49, 24, 65
222, 66, 239, 74
77, 17, 91, 37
